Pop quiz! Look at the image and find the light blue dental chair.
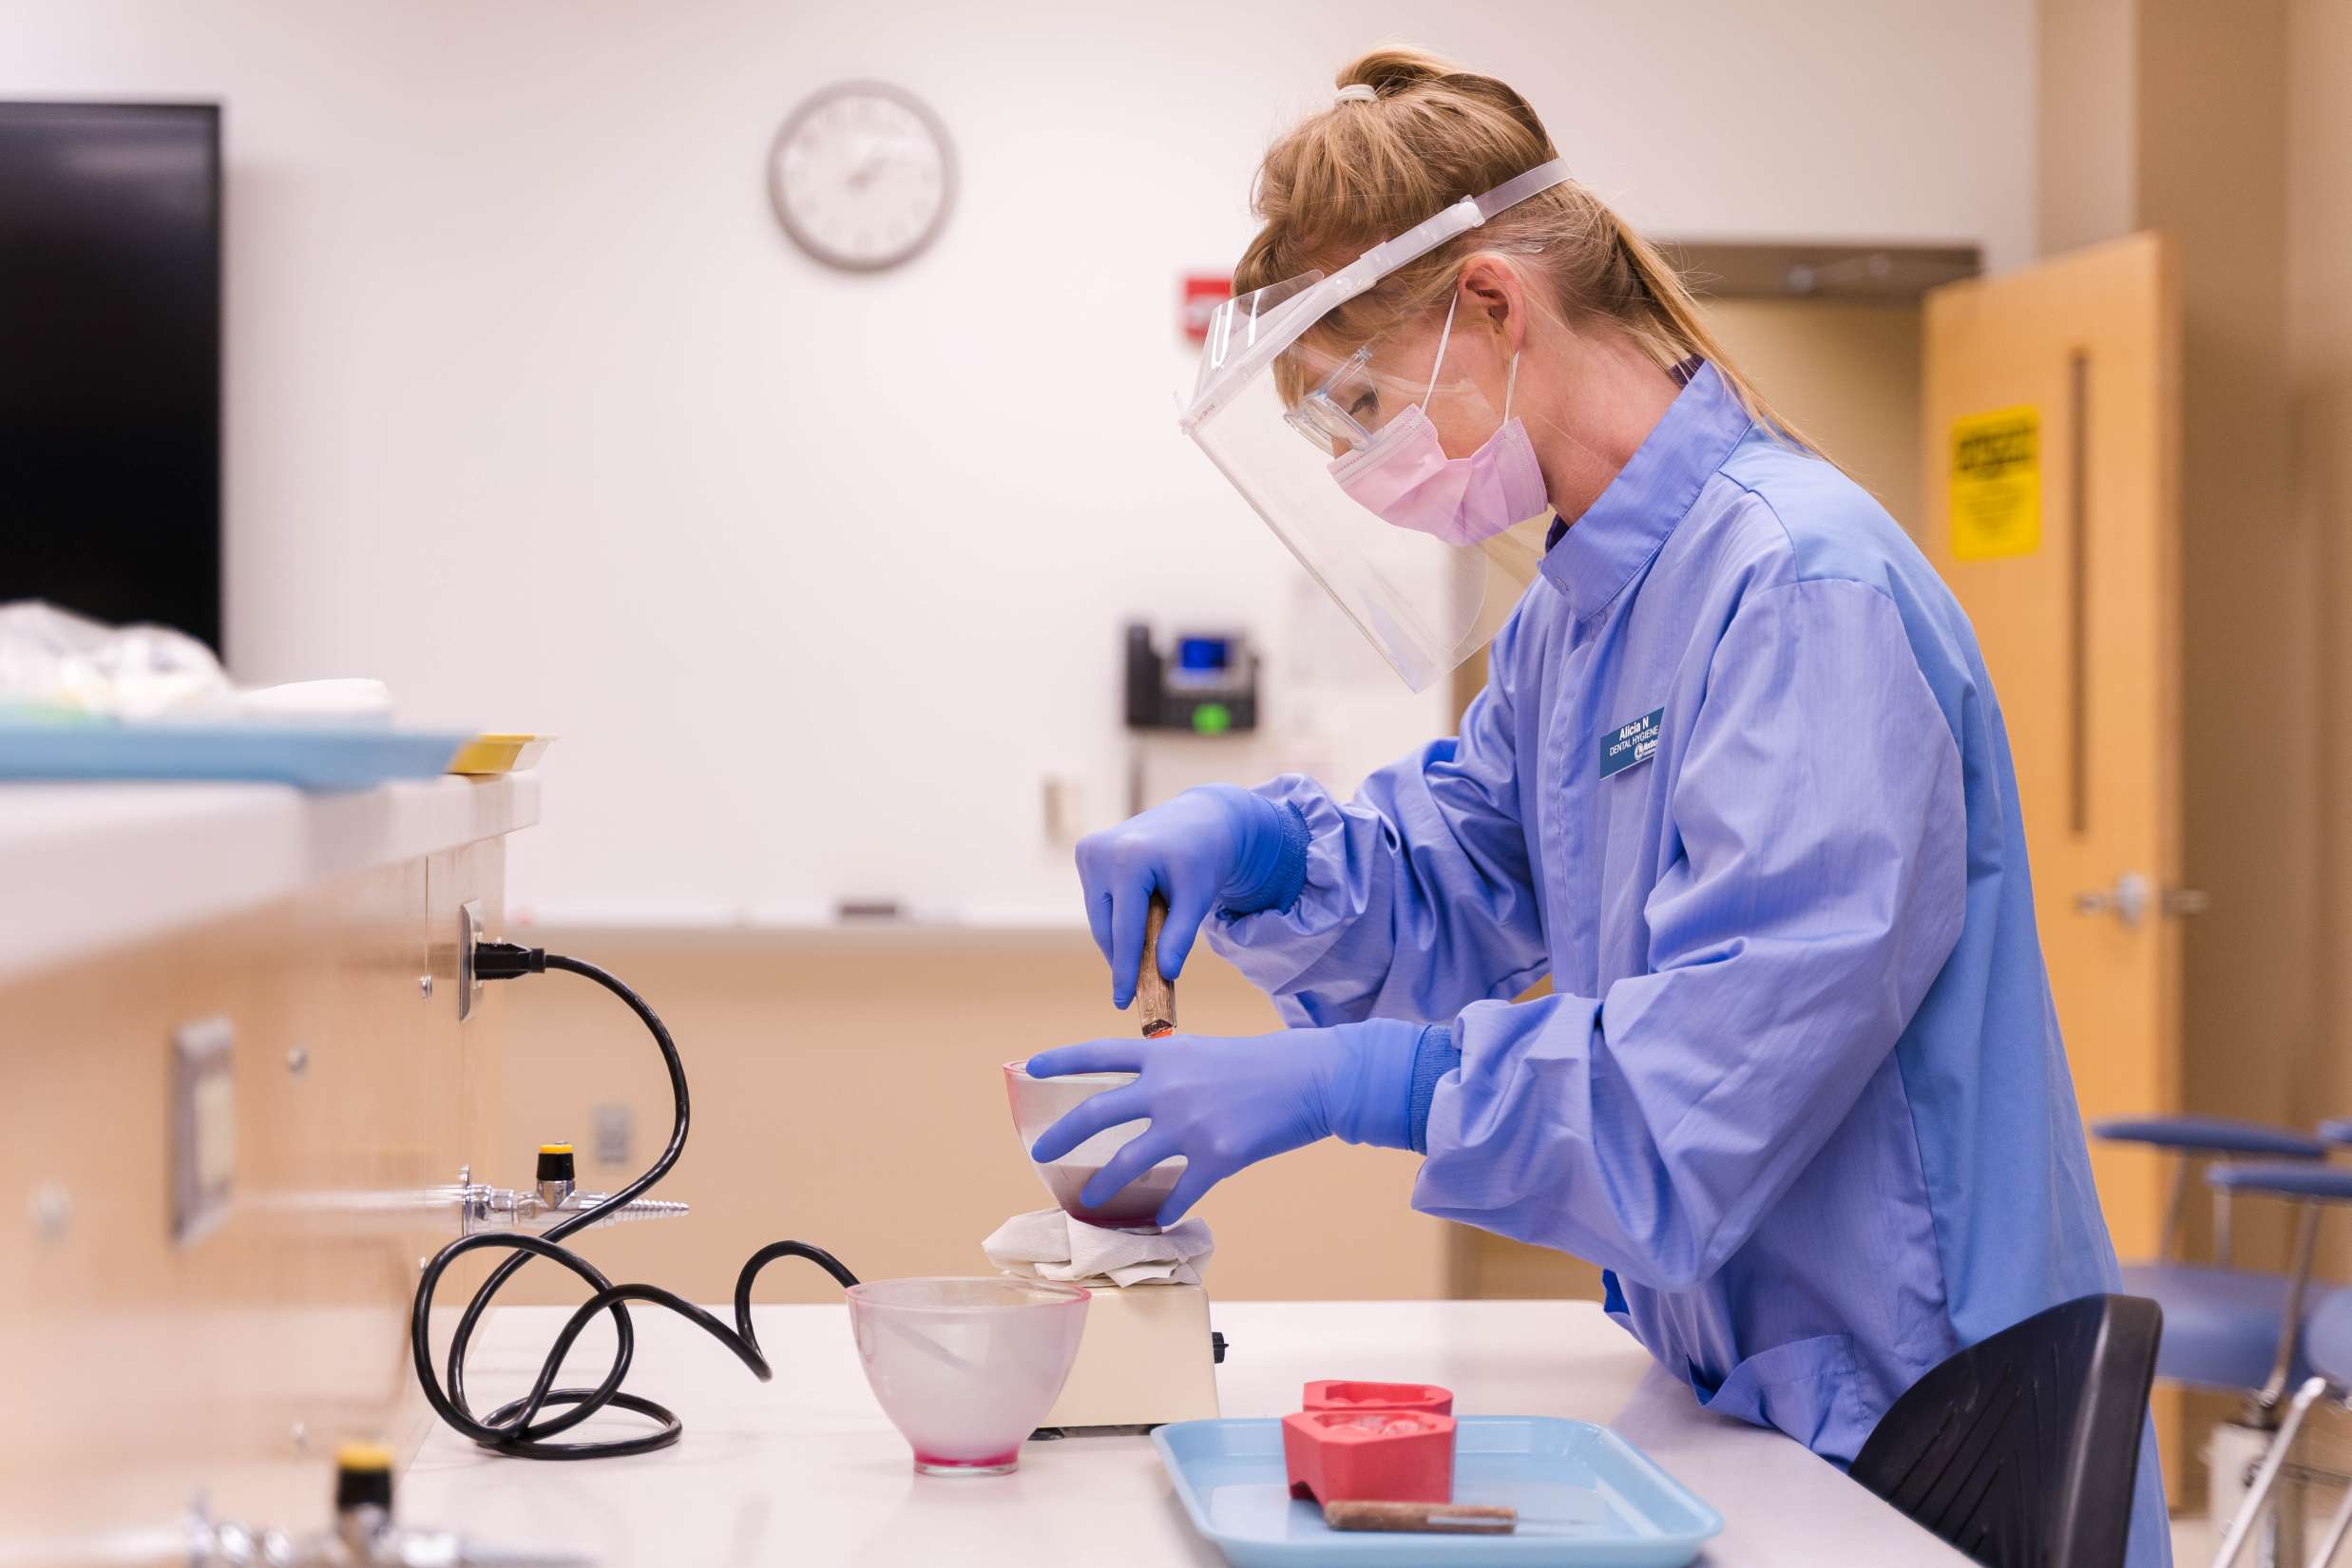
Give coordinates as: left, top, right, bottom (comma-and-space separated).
2094, 1118, 2330, 1394
2094, 1117, 2334, 1567
2203, 1140, 2352, 1568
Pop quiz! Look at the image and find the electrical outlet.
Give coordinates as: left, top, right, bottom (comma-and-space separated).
171, 1017, 235, 1244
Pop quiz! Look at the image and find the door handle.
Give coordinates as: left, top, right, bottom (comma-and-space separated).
2073, 872, 2207, 926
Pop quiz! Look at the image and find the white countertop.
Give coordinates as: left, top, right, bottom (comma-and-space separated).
403, 1298, 1969, 1567
0, 773, 538, 983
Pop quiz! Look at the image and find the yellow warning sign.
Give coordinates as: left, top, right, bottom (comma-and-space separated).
1949, 406, 2041, 561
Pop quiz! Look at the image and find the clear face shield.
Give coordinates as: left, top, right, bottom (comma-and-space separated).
1180, 161, 1576, 691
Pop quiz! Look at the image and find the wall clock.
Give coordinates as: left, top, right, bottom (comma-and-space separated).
769, 81, 956, 272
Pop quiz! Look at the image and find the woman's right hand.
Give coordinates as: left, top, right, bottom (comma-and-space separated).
1076, 785, 1284, 1008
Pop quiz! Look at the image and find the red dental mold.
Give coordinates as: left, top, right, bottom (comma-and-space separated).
1281, 1408, 1457, 1505
1302, 1379, 1455, 1417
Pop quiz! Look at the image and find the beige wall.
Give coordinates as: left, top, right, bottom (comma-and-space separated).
493, 927, 1454, 1305
2288, 0, 2352, 1278
2039, 0, 2138, 255
2141, 0, 2323, 1282
2039, 0, 2327, 1268
1704, 298, 1925, 525
2037, 0, 2352, 1504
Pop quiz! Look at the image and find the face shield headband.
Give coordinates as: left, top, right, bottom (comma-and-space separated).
1177, 158, 1575, 690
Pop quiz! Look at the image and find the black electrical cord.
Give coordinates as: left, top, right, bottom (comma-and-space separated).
409, 944, 858, 1460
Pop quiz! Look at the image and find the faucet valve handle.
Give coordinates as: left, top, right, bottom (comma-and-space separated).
535, 1142, 577, 1210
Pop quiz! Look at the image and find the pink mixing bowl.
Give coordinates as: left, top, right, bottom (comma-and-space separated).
845, 1275, 1089, 1475
1004, 1061, 1186, 1232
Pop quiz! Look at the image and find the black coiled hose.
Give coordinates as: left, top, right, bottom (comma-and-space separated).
408, 951, 858, 1459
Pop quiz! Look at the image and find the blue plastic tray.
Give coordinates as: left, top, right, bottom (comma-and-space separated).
1153, 1417, 1723, 1567
0, 722, 470, 792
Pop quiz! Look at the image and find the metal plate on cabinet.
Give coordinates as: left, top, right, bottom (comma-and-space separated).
458, 900, 483, 1022
171, 1017, 235, 1245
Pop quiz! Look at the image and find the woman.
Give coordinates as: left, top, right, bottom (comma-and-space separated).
1028, 47, 2165, 1561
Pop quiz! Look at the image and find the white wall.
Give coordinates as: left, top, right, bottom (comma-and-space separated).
6, 0, 2037, 920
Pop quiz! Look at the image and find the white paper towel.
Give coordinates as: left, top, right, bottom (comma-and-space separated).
983, 1208, 1214, 1288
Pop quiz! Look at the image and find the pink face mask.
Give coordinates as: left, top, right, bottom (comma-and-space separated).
1328, 303, 1550, 546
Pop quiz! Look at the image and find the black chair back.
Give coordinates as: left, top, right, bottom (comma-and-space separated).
1849, 1293, 2162, 1568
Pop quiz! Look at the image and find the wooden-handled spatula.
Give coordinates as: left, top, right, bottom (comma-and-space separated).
1323, 1501, 1520, 1535
1136, 892, 1177, 1039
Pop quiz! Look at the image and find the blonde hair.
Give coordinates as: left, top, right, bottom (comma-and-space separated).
1238, 45, 1816, 453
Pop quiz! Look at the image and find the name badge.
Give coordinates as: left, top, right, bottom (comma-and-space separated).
1599, 707, 1663, 778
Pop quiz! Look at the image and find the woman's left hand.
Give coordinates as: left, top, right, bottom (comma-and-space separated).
1024, 1019, 1433, 1227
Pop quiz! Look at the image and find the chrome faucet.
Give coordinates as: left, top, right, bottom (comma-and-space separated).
442, 1142, 687, 1235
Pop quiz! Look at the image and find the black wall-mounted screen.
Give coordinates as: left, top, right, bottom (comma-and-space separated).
0, 103, 222, 652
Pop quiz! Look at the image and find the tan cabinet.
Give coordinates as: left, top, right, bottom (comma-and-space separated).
0, 778, 533, 1549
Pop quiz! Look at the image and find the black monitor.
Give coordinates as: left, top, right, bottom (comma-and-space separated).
0, 102, 222, 653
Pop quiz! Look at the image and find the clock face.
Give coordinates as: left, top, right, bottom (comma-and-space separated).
769, 82, 956, 272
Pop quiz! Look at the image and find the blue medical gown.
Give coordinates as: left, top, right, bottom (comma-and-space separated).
1209, 363, 2169, 1564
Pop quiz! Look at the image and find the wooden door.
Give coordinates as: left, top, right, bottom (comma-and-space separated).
1920, 231, 2184, 1255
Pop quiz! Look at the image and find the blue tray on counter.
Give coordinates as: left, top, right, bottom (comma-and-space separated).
0, 721, 471, 792
1154, 1417, 1723, 1568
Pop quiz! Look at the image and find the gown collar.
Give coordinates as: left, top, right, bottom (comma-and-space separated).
1539, 359, 1754, 621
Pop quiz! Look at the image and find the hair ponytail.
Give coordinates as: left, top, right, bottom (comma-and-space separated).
1240, 44, 1821, 456
1603, 212, 1819, 451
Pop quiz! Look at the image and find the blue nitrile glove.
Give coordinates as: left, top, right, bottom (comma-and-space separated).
1074, 784, 1307, 1009
1025, 1018, 1432, 1227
